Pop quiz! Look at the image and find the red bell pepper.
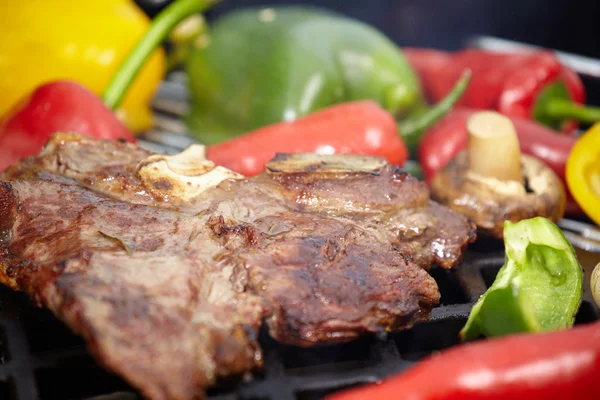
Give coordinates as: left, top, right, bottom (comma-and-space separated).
404, 48, 599, 133
418, 108, 580, 214
207, 100, 409, 176
0, 81, 135, 171
0, 0, 217, 172
327, 321, 600, 400
207, 71, 471, 175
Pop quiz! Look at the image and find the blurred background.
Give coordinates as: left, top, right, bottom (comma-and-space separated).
138, 0, 600, 57
137, 0, 600, 104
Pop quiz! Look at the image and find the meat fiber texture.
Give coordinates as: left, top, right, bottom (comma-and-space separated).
0, 133, 476, 399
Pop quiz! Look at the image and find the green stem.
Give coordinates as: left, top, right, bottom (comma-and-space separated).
533, 81, 600, 129
103, 0, 218, 110
399, 69, 471, 152
544, 99, 600, 124
402, 160, 424, 180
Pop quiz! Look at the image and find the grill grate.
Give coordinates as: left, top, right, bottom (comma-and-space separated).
1, 247, 598, 400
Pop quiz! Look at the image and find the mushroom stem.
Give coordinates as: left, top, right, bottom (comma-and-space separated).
467, 111, 523, 184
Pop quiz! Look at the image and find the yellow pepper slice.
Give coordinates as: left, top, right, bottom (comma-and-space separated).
566, 123, 600, 225
0, 0, 165, 133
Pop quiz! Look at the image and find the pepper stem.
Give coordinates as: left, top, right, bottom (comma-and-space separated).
103, 0, 218, 110
399, 70, 471, 152
544, 99, 600, 124
534, 81, 600, 129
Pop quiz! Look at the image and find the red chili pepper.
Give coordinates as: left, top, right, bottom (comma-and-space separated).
404, 48, 599, 133
0, 0, 216, 172
0, 81, 135, 171
207, 100, 409, 176
327, 321, 600, 400
418, 108, 581, 214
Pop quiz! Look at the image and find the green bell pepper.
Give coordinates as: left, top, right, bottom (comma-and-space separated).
461, 217, 583, 341
184, 6, 467, 146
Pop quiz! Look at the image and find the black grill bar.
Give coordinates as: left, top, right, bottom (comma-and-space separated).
430, 303, 474, 321
2, 321, 39, 400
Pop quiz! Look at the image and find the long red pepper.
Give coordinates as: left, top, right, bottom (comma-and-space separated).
418, 108, 580, 214
327, 321, 600, 400
207, 100, 409, 176
0, 0, 217, 172
404, 48, 597, 132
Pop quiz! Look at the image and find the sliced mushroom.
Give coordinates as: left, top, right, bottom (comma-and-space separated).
266, 153, 388, 175
431, 111, 566, 238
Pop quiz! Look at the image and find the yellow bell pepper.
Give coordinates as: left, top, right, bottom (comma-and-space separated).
0, 0, 165, 133
566, 123, 600, 225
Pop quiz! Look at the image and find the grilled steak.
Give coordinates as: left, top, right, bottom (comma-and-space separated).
0, 134, 476, 399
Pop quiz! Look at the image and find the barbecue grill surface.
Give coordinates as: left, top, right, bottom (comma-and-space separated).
1, 245, 598, 400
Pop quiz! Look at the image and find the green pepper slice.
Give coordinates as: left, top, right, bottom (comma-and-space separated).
461, 217, 583, 341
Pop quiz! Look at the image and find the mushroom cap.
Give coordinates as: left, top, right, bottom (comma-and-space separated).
431, 152, 566, 238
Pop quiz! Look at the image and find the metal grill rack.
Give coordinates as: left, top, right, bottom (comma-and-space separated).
1, 36, 600, 400
0, 246, 598, 400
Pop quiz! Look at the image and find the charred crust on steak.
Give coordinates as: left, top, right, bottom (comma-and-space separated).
0, 181, 17, 245
207, 215, 263, 247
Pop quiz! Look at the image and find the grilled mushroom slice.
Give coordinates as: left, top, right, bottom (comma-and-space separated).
431, 111, 565, 238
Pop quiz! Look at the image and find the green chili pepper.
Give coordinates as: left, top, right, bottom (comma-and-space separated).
461, 217, 583, 341
184, 6, 467, 146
